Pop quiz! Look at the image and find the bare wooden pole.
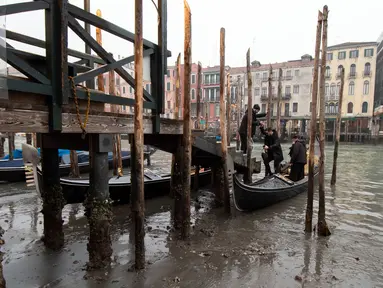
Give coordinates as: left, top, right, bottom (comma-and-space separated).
196, 61, 202, 129
181, 0, 192, 239
69, 149, 80, 178
174, 53, 181, 120
331, 72, 344, 184
317, 5, 331, 237
306, 10, 323, 233
132, 0, 145, 269
219, 28, 231, 213
8, 133, 15, 160
276, 68, 282, 135
226, 73, 231, 144
267, 65, 273, 128
245, 49, 253, 184
236, 80, 241, 150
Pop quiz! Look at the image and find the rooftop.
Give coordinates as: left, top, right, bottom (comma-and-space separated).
327, 41, 378, 51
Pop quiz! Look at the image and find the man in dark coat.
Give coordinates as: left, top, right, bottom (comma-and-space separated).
289, 134, 307, 181
239, 104, 266, 154
260, 125, 284, 176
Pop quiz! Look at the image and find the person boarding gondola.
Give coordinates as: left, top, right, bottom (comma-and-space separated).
260, 124, 284, 177
289, 134, 307, 181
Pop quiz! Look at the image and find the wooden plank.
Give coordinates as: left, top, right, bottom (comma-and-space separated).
0, 109, 183, 134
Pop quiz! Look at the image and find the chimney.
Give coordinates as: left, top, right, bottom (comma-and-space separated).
251, 60, 261, 67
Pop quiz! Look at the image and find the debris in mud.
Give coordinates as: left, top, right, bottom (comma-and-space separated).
294, 275, 303, 282
332, 275, 338, 280
199, 228, 214, 237
222, 253, 229, 258
355, 257, 360, 261
198, 252, 212, 257
147, 226, 153, 231
174, 276, 180, 283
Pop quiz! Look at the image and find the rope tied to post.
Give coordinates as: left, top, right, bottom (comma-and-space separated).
68, 76, 91, 139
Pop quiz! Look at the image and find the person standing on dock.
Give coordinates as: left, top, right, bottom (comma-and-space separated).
288, 135, 307, 181
238, 104, 266, 154
260, 124, 284, 177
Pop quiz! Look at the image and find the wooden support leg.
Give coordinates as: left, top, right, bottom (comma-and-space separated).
171, 137, 183, 229
69, 150, 80, 178
85, 135, 112, 269
41, 147, 65, 250
130, 134, 145, 269
213, 164, 224, 207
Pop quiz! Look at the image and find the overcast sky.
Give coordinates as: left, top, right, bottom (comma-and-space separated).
3, 0, 383, 67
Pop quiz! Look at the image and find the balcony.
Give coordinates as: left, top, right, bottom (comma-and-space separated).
325, 73, 331, 80
348, 72, 357, 79
283, 75, 293, 81
363, 70, 372, 78
326, 95, 339, 101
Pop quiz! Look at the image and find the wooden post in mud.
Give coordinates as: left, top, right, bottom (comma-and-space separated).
69, 150, 80, 178
130, 0, 146, 269
244, 49, 253, 184
26, 133, 32, 145
330, 68, 344, 185
0, 136, 4, 158
226, 73, 231, 144
276, 68, 282, 135
219, 28, 231, 213
317, 5, 331, 237
0, 226, 5, 288
305, 10, 323, 233
170, 53, 182, 204
236, 79, 241, 151
41, 146, 65, 250
267, 65, 273, 128
196, 61, 202, 129
181, 0, 192, 239
8, 133, 15, 160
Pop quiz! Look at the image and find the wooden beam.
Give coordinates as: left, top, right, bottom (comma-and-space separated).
0, 110, 183, 134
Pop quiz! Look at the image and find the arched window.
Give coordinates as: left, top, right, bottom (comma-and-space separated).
364, 63, 371, 76
348, 81, 355, 95
325, 66, 331, 77
330, 83, 336, 96
325, 83, 329, 96
363, 80, 369, 95
347, 102, 353, 114
350, 64, 356, 76
362, 102, 368, 113
337, 65, 344, 76
329, 103, 335, 114
336, 82, 341, 96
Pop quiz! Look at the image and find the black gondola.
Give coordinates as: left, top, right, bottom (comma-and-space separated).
0, 148, 156, 183
34, 166, 212, 205
233, 166, 319, 212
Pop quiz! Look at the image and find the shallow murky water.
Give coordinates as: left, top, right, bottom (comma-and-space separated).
0, 141, 382, 287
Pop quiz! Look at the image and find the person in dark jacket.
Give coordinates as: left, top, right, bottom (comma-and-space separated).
289, 134, 307, 181
239, 104, 266, 153
260, 125, 284, 176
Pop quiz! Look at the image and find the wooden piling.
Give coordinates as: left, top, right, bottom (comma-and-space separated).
170, 53, 182, 205
181, 0, 192, 239
0, 226, 5, 288
196, 61, 202, 129
26, 133, 32, 145
131, 0, 146, 268
267, 65, 273, 128
236, 80, 241, 151
244, 49, 253, 184
86, 135, 112, 269
219, 28, 231, 213
69, 150, 80, 178
306, 10, 323, 233
8, 133, 15, 160
276, 68, 282, 135
317, 5, 331, 237
330, 69, 344, 185
41, 147, 65, 250
226, 73, 231, 144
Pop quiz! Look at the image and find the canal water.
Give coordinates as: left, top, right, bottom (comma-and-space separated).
0, 140, 382, 287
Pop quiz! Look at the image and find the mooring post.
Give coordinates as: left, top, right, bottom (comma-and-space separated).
170, 53, 181, 201
236, 78, 241, 151
267, 65, 273, 128
219, 28, 231, 213
181, 0, 192, 240
8, 133, 15, 160
132, 0, 146, 269
196, 62, 202, 129
41, 144, 65, 250
306, 10, 323, 233
276, 68, 282, 135
317, 5, 331, 237
244, 49, 253, 184
69, 150, 80, 178
86, 134, 112, 269
226, 72, 231, 145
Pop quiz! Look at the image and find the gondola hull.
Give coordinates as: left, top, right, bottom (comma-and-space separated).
233, 169, 319, 211
0, 150, 154, 183
36, 168, 212, 205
